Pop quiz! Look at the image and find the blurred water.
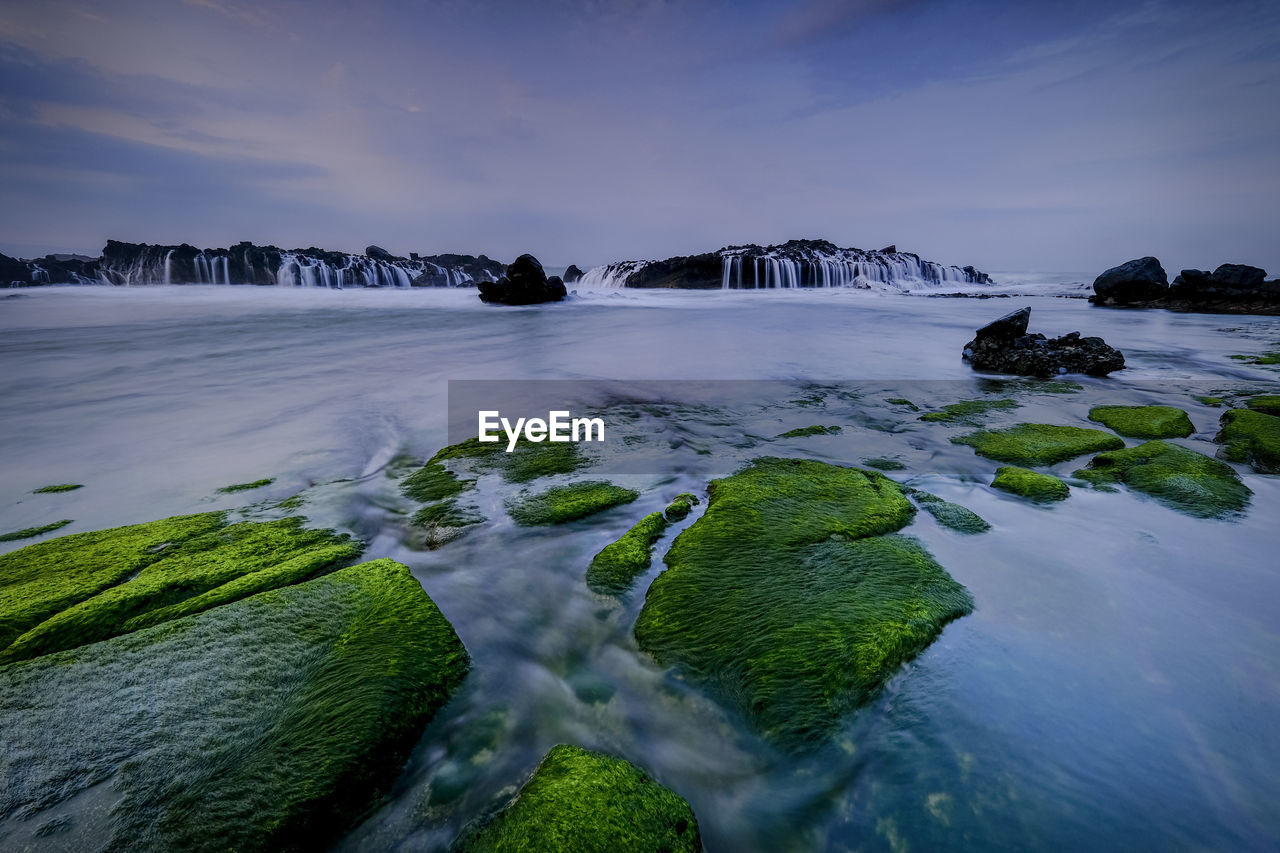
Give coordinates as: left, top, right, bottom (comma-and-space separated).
1, 284, 1279, 851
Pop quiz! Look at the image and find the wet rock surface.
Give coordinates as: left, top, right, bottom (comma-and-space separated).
477, 254, 569, 305
962, 307, 1126, 376
1091, 257, 1280, 314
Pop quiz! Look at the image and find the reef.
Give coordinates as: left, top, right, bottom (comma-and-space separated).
634, 458, 972, 749
952, 423, 1125, 466
0, 519, 73, 543
452, 745, 700, 852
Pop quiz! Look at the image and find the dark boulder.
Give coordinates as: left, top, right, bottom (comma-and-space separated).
1210, 263, 1266, 290
879, 244, 896, 253
963, 307, 1125, 377
476, 254, 567, 305
1091, 257, 1168, 305
563, 264, 584, 283
365, 245, 396, 261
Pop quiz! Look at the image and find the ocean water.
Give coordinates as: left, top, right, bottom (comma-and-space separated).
1, 284, 1279, 851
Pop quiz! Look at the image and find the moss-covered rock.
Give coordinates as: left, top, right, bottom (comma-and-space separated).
1215, 409, 1280, 474
920, 399, 1018, 424
635, 458, 971, 749
862, 457, 907, 471
1193, 395, 1224, 407
776, 424, 842, 438
402, 461, 471, 502
991, 466, 1069, 502
425, 437, 588, 484
453, 745, 699, 853
32, 484, 82, 494
663, 493, 699, 522
412, 500, 486, 549
911, 491, 991, 533
508, 482, 639, 526
0, 558, 469, 852
886, 398, 920, 411
217, 478, 275, 493
0, 513, 361, 664
587, 512, 669, 595
0, 519, 72, 543
1245, 395, 1280, 416
1075, 440, 1251, 517
1229, 350, 1280, 365
952, 423, 1124, 466
1088, 405, 1194, 438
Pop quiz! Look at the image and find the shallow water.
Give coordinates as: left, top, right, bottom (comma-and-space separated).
1, 285, 1279, 851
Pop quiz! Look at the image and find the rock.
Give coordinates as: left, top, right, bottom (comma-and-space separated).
963, 308, 1125, 376
909, 490, 990, 533
879, 244, 896, 253
1087, 405, 1194, 439
1210, 263, 1266, 290
919, 399, 1018, 424
586, 511, 669, 595
974, 307, 1030, 339
563, 264, 584, 283
0, 521, 469, 851
634, 457, 972, 749
991, 466, 1069, 502
1215, 408, 1280, 474
452, 745, 701, 852
365, 244, 396, 261
1097, 260, 1280, 314
1075, 440, 1251, 517
663, 493, 699, 522
1091, 257, 1168, 304
476, 254, 568, 305
952, 423, 1125, 466
507, 481, 638, 525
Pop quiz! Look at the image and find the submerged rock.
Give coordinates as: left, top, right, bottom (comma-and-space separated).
952, 423, 1124, 467
1087, 405, 1195, 439
962, 307, 1125, 376
663, 493, 699, 522
0, 553, 469, 851
476, 254, 568, 305
587, 512, 669, 595
776, 424, 842, 438
910, 490, 991, 533
991, 466, 1069, 502
452, 745, 700, 852
634, 458, 972, 750
920, 399, 1018, 424
1215, 408, 1280, 473
1075, 440, 1251, 517
508, 481, 639, 525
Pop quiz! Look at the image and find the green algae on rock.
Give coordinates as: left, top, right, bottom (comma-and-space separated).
1088, 405, 1195, 439
635, 458, 971, 750
663, 493, 699, 522
1193, 396, 1225, 407
1244, 395, 1280, 416
217, 478, 275, 493
920, 399, 1018, 424
911, 491, 991, 533
776, 424, 842, 438
32, 484, 82, 494
991, 466, 1069, 503
1075, 440, 1251, 517
402, 461, 472, 502
413, 500, 486, 549
453, 745, 700, 853
863, 457, 907, 471
587, 512, 669, 595
0, 558, 469, 852
0, 519, 73, 543
508, 481, 639, 526
425, 436, 588, 484
0, 512, 361, 664
1215, 409, 1280, 474
952, 423, 1125, 466
886, 397, 920, 411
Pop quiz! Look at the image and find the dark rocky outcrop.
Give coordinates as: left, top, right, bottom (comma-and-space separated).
2, 252, 100, 287
365, 244, 395, 261
476, 254, 568, 305
563, 264, 584, 283
1091, 258, 1280, 315
963, 307, 1125, 376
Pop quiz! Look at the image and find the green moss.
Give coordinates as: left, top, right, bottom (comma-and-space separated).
275, 494, 306, 510
1194, 396, 1225, 407
427, 437, 588, 484
0, 520, 73, 543
920, 399, 1018, 424
1230, 351, 1280, 365
217, 478, 275, 493
952, 423, 1125, 466
776, 424, 842, 438
508, 482, 639, 526
413, 500, 485, 529
862, 457, 906, 471
1074, 440, 1251, 518
453, 745, 699, 853
32, 484, 82, 494
886, 398, 920, 411
1215, 409, 1280, 474
635, 458, 971, 749
911, 491, 990, 533
663, 493, 699, 522
0, 513, 360, 664
991, 467, 1069, 503
587, 512, 669, 595
1088, 405, 1194, 438
1245, 395, 1280, 416
402, 461, 471, 502
0, 558, 469, 852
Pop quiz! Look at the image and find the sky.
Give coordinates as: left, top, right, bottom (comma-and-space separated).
0, 0, 1278, 274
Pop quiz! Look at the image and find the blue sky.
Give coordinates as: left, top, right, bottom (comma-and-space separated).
1, 0, 1277, 273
